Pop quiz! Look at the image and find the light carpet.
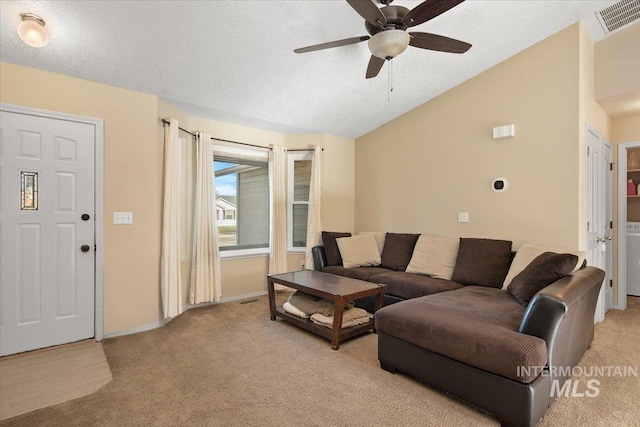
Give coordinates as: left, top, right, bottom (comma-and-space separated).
1, 292, 638, 426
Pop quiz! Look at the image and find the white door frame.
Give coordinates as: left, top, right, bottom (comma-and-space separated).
603, 138, 613, 312
617, 141, 640, 310
1, 103, 104, 341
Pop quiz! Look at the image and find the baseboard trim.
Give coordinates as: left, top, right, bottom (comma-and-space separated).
103, 290, 270, 339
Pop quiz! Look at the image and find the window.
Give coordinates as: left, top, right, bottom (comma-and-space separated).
213, 145, 270, 255
288, 152, 312, 251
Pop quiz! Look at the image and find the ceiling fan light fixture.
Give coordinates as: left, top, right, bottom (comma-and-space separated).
368, 30, 410, 60
17, 13, 49, 48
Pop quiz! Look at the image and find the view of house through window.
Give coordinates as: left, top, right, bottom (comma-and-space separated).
214, 157, 269, 251
288, 154, 312, 249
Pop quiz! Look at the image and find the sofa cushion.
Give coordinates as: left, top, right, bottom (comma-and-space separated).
508, 252, 578, 306
380, 233, 420, 271
375, 286, 547, 383
322, 231, 351, 266
336, 234, 381, 268
502, 244, 585, 289
406, 235, 459, 280
451, 238, 512, 288
358, 231, 386, 255
322, 266, 393, 281
368, 271, 463, 300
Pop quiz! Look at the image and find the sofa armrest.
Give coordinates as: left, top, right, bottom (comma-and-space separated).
519, 266, 604, 385
311, 246, 327, 271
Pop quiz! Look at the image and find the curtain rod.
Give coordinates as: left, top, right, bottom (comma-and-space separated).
160, 118, 322, 152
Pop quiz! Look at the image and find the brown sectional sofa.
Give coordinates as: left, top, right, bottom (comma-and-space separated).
311, 233, 604, 427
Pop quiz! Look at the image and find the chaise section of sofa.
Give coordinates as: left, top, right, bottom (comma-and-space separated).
375, 286, 548, 383
376, 266, 604, 427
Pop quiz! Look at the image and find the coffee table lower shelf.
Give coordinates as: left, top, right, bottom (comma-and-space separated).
273, 306, 375, 343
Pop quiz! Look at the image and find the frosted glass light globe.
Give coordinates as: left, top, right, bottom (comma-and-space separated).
17, 14, 49, 48
368, 30, 410, 60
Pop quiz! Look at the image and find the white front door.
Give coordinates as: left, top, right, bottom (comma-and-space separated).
0, 111, 95, 356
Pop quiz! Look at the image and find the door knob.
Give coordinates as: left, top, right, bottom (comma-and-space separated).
81, 245, 91, 252
81, 214, 90, 221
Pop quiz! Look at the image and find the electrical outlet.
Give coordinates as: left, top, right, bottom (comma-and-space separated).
113, 212, 133, 224
458, 212, 469, 223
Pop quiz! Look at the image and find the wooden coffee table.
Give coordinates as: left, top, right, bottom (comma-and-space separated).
267, 270, 386, 350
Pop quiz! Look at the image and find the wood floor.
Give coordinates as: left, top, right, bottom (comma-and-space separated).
0, 340, 112, 421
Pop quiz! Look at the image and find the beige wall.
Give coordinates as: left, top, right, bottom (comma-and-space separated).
1, 62, 162, 334
612, 114, 640, 144
356, 24, 585, 250
1, 62, 355, 335
595, 22, 640, 100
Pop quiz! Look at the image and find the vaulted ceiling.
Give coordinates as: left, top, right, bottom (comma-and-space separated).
0, 1, 617, 138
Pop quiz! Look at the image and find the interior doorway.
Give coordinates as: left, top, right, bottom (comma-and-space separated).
586, 125, 613, 322
617, 141, 640, 310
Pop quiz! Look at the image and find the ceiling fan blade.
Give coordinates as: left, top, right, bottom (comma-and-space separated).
346, 0, 387, 28
366, 55, 385, 79
409, 32, 471, 53
402, 0, 465, 27
294, 35, 370, 54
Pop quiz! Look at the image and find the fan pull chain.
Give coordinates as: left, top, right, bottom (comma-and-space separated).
387, 59, 393, 101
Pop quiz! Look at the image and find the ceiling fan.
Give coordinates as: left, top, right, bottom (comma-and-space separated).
294, 0, 471, 79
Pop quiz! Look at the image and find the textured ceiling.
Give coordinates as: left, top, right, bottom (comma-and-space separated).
0, 0, 616, 139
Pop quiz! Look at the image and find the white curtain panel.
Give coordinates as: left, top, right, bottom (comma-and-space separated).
160, 119, 183, 319
305, 146, 323, 270
269, 145, 288, 289
190, 132, 222, 304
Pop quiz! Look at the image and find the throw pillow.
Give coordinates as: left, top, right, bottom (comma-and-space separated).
380, 233, 420, 271
508, 252, 578, 306
451, 238, 513, 288
406, 236, 459, 280
502, 244, 585, 289
358, 231, 387, 255
322, 231, 351, 266
336, 234, 382, 268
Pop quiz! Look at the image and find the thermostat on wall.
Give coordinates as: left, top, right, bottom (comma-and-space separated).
492, 177, 509, 193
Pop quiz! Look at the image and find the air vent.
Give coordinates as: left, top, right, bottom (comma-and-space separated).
596, 0, 640, 34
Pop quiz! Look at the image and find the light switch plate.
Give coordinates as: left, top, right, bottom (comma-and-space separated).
458, 212, 469, 223
113, 212, 133, 224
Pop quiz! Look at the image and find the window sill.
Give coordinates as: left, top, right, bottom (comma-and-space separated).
220, 248, 269, 260
287, 249, 307, 254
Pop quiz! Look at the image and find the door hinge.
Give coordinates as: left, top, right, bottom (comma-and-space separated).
587, 221, 590, 231
94, 244, 97, 252
610, 279, 613, 288
587, 146, 590, 156
610, 221, 613, 229
609, 163, 613, 171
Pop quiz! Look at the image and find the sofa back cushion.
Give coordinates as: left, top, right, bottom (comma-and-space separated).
336, 234, 381, 268
508, 252, 578, 306
406, 235, 459, 280
358, 231, 386, 255
380, 233, 420, 271
322, 231, 351, 266
451, 238, 513, 288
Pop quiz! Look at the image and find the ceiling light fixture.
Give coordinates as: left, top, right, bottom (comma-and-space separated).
368, 30, 410, 60
17, 13, 49, 48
